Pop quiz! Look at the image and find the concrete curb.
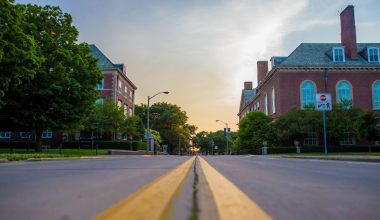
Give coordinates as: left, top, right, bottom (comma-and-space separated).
26, 156, 109, 162
276, 156, 380, 163
0, 158, 9, 163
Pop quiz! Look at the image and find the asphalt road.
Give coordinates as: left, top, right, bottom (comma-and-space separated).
202, 156, 380, 220
0, 156, 190, 220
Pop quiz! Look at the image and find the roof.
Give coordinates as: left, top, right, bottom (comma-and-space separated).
89, 44, 116, 69
242, 89, 257, 103
89, 44, 137, 89
277, 43, 380, 66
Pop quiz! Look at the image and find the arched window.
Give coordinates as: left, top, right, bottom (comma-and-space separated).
300, 81, 316, 108
373, 81, 380, 109
336, 81, 352, 105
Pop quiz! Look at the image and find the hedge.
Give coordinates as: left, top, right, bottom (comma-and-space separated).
0, 140, 147, 151
254, 146, 380, 154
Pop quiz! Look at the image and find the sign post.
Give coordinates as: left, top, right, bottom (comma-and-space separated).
315, 93, 332, 156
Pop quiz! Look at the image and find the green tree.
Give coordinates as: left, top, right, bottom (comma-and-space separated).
0, 0, 41, 106
123, 115, 145, 141
236, 111, 276, 154
357, 110, 380, 151
0, 4, 102, 150
275, 108, 322, 146
327, 103, 363, 145
89, 98, 125, 140
135, 102, 196, 154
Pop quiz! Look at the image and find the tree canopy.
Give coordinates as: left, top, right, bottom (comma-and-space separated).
135, 102, 196, 154
0, 3, 102, 150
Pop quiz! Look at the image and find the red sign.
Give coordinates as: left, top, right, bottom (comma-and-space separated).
320, 95, 326, 101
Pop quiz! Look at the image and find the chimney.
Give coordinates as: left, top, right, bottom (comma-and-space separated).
257, 61, 268, 84
244, 81, 253, 90
340, 5, 358, 59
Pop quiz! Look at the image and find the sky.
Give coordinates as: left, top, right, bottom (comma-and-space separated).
16, 0, 380, 132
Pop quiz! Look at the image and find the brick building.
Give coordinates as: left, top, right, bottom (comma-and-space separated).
238, 6, 380, 144
90, 44, 137, 117
0, 45, 137, 143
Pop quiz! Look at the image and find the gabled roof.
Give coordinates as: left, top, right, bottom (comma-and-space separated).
277, 43, 380, 66
242, 89, 256, 103
89, 44, 117, 69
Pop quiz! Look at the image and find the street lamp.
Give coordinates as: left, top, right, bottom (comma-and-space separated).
216, 119, 229, 155
147, 91, 169, 155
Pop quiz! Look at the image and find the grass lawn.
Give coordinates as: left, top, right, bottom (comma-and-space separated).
0, 148, 108, 161
274, 152, 380, 156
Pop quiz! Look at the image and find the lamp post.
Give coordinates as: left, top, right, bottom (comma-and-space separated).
147, 91, 169, 155
216, 120, 229, 155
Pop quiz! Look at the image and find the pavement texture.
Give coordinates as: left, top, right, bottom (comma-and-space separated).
1, 155, 380, 220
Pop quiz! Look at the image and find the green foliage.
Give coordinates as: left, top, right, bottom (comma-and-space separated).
135, 102, 196, 154
236, 111, 276, 154
0, 4, 102, 151
123, 115, 145, 141
275, 108, 322, 145
0, 0, 41, 105
88, 98, 125, 140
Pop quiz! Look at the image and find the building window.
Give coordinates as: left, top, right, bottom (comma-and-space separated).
301, 81, 316, 109
340, 131, 355, 145
118, 100, 122, 107
368, 47, 379, 62
373, 81, 380, 109
125, 86, 128, 97
0, 131, 11, 139
96, 79, 104, 90
95, 98, 104, 105
271, 87, 276, 114
42, 130, 52, 139
304, 128, 317, 146
333, 47, 345, 62
264, 94, 268, 115
336, 81, 352, 105
20, 132, 31, 139
118, 80, 122, 92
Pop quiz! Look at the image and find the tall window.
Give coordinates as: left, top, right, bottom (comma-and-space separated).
271, 87, 276, 114
333, 47, 345, 62
301, 81, 316, 108
96, 79, 104, 90
42, 130, 52, 139
336, 81, 352, 105
118, 80, 122, 92
373, 81, 380, 109
304, 128, 317, 146
264, 94, 268, 115
0, 131, 11, 139
95, 98, 104, 105
368, 47, 379, 62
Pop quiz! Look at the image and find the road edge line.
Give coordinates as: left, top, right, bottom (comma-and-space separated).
93, 156, 195, 220
198, 156, 272, 220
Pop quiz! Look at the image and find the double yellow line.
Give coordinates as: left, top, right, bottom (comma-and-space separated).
94, 156, 271, 220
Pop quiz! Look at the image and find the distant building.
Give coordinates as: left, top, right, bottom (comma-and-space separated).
238, 5, 380, 145
0, 45, 138, 143
90, 44, 137, 117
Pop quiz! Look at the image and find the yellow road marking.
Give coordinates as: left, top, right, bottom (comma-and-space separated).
199, 156, 272, 220
94, 157, 195, 220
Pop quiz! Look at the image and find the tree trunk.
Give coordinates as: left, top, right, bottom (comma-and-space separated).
35, 128, 43, 152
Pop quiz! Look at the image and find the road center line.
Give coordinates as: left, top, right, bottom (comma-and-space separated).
198, 156, 272, 220
94, 157, 195, 220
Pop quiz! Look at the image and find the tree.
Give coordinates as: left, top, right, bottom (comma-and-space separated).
134, 102, 196, 154
88, 98, 125, 140
123, 115, 145, 141
357, 110, 380, 151
0, 4, 102, 150
0, 0, 41, 106
236, 111, 276, 154
326, 103, 363, 145
275, 108, 322, 146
